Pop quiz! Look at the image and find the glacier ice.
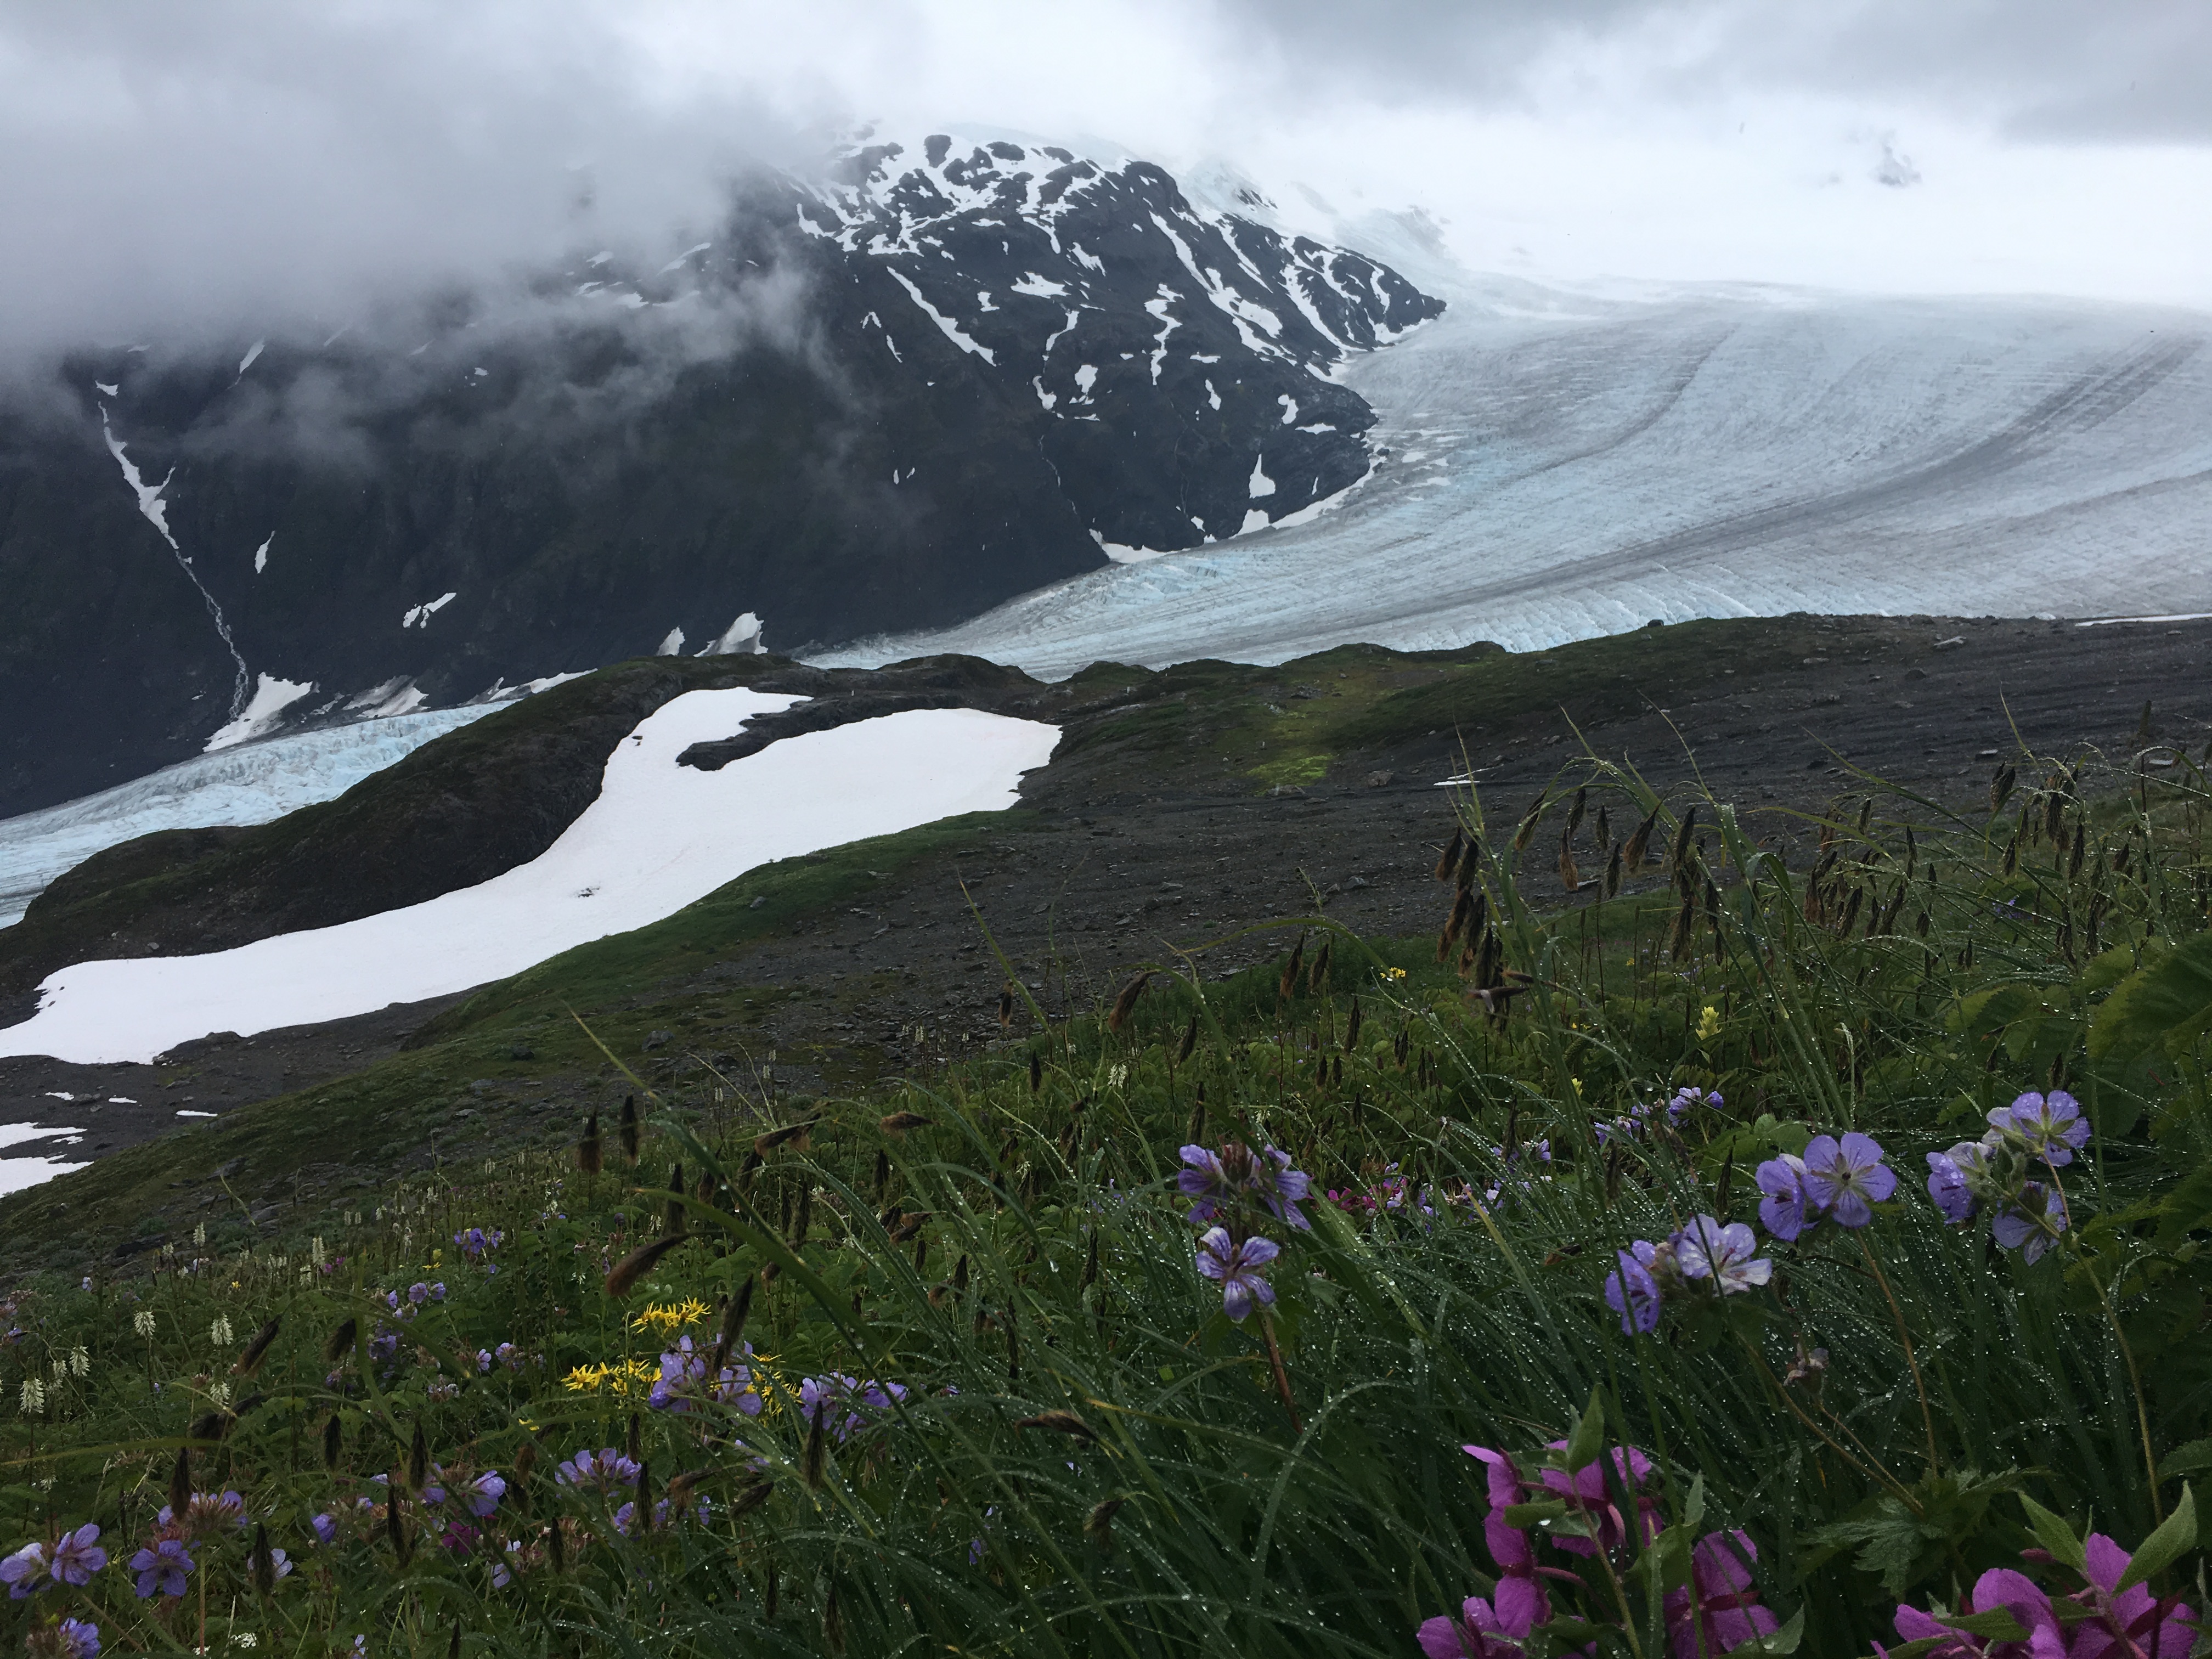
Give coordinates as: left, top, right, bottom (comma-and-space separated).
0, 707, 495, 928
816, 280, 2212, 678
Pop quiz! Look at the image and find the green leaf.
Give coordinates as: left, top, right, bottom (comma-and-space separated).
2159, 1440, 2212, 1480
1872, 1640, 1954, 1659
2090, 935, 2212, 1060
1502, 1500, 1571, 1527
2017, 1492, 2088, 1573
1562, 1385, 1606, 1475
2115, 1483, 2198, 1594
1722, 1607, 1804, 1657
1940, 1608, 2031, 1641
1685, 1472, 1707, 1532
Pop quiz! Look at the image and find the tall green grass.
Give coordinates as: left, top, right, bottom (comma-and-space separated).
4, 748, 2210, 1657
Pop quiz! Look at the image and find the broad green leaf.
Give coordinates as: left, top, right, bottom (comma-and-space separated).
2159, 1440, 2212, 1480
1685, 1472, 1707, 1532
1502, 1500, 1571, 1527
1940, 1608, 2031, 1641
2090, 935, 2212, 1060
2017, 1492, 2088, 1573
1723, 1607, 1804, 1657
1562, 1385, 1606, 1474
2115, 1483, 2197, 1594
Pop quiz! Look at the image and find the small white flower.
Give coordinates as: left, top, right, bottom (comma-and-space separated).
310, 1236, 327, 1268
234, 1632, 259, 1648
209, 1381, 232, 1407
192, 1223, 207, 1248
68, 1346, 89, 1379
19, 1378, 44, 1414
210, 1316, 235, 1347
134, 1309, 157, 1339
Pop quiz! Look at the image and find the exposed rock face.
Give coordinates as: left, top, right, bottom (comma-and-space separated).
0, 134, 1442, 816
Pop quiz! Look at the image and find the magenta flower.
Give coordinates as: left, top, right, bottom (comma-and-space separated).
1663, 1530, 1779, 1659
1603, 1243, 1662, 1334
128, 1538, 194, 1599
1799, 1132, 1896, 1228
1534, 1443, 1658, 1559
2076, 1531, 2200, 1659
1460, 1445, 1538, 1578
1673, 1216, 1772, 1294
1418, 1577, 1548, 1658
1195, 1227, 1279, 1321
1755, 1154, 1812, 1241
2000, 1091, 2091, 1168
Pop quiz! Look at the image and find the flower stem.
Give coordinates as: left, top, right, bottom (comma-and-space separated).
1258, 1311, 1301, 1435
1858, 1234, 1942, 1473
2050, 1168, 2163, 1522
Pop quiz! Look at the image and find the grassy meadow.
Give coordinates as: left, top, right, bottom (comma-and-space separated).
4, 743, 2212, 1657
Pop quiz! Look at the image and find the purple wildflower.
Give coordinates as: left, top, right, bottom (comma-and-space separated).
1669, 1086, 1721, 1126
2000, 1091, 2091, 1168
128, 1539, 193, 1599
1195, 1227, 1280, 1321
1673, 1216, 1771, 1294
1799, 1132, 1896, 1228
798, 1373, 909, 1442
464, 1472, 507, 1519
46, 1526, 104, 1588
2, 1543, 46, 1599
1925, 1142, 1988, 1225
1418, 1577, 1548, 1658
1993, 1183, 2069, 1265
1604, 1243, 1662, 1334
311, 1514, 337, 1545
554, 1448, 640, 1491
48, 1618, 101, 1659
1755, 1153, 1812, 1241
1177, 1146, 1231, 1222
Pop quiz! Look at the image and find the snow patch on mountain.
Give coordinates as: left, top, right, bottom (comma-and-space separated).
0, 694, 1060, 1065
205, 674, 317, 752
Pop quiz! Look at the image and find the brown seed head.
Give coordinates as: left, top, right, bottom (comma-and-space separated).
250, 1523, 276, 1597
619, 1094, 641, 1164
1085, 1496, 1128, 1550
605, 1233, 690, 1299
323, 1317, 359, 1366
577, 1113, 603, 1176
322, 1413, 343, 1471
1624, 801, 1661, 870
1106, 972, 1150, 1034
232, 1317, 280, 1378
1015, 1409, 1099, 1443
1432, 827, 1463, 881
753, 1118, 817, 1158
169, 1447, 193, 1519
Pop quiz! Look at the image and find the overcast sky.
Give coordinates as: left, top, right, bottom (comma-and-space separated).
2, 0, 2207, 358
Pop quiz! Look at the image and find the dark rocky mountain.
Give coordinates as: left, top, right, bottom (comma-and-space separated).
0, 133, 1442, 816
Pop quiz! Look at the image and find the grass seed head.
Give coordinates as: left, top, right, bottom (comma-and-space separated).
619, 1094, 641, 1164
606, 1233, 690, 1299
1176, 1014, 1199, 1065
1028, 1051, 1043, 1093
578, 1113, 603, 1176
1086, 1497, 1128, 1551
168, 1447, 192, 1520
1624, 801, 1662, 869
1107, 972, 1151, 1034
232, 1317, 280, 1378
1512, 792, 1547, 852
1277, 937, 1305, 1000
408, 1421, 429, 1491
1432, 827, 1463, 880
322, 1413, 343, 1471
1016, 1409, 1099, 1443
323, 1317, 358, 1366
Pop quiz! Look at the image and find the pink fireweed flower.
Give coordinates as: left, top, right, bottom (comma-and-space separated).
1419, 1577, 1549, 1658
1672, 1216, 1771, 1295
1536, 1443, 1659, 1559
1663, 1530, 1779, 1659
1194, 1227, 1279, 1321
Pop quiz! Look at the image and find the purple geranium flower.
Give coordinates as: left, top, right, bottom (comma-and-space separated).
2000, 1091, 2091, 1168
1799, 1132, 1896, 1228
1925, 1142, 1988, 1224
311, 1514, 338, 1545
1604, 1242, 1662, 1334
1, 1542, 46, 1599
1177, 1146, 1231, 1221
1673, 1216, 1771, 1294
47, 1525, 104, 1587
1755, 1153, 1812, 1241
554, 1448, 640, 1491
1993, 1183, 2069, 1264
464, 1472, 506, 1519
1195, 1227, 1279, 1321
52, 1617, 101, 1658
799, 1373, 908, 1442
128, 1538, 193, 1599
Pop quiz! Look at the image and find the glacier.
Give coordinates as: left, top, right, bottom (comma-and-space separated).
815, 278, 2212, 677
0, 707, 495, 928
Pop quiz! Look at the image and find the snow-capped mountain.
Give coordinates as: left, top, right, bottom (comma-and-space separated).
0, 132, 1442, 816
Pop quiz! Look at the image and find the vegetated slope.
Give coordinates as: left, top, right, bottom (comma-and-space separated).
0, 133, 1441, 816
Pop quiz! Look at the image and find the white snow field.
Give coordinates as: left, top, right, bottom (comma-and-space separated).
0, 1122, 88, 1197
817, 282, 2212, 677
0, 691, 1059, 1066
0, 707, 496, 928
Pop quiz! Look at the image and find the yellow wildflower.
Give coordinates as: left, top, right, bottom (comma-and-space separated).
630, 1298, 712, 1335
1696, 1005, 1723, 1042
